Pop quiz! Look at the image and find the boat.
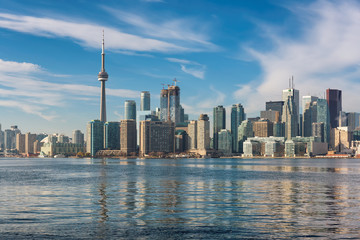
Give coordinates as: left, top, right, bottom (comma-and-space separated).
38, 152, 48, 158
54, 154, 66, 158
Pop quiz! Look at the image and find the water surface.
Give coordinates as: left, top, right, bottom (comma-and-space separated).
1, 158, 360, 239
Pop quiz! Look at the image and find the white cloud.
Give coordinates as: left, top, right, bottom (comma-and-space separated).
0, 59, 41, 73
236, 0, 360, 116
166, 57, 206, 79
166, 58, 193, 65
0, 13, 186, 52
180, 65, 205, 79
0, 100, 56, 121
103, 8, 217, 52
0, 58, 139, 120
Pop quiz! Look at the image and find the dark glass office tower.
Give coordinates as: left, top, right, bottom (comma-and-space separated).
326, 89, 342, 129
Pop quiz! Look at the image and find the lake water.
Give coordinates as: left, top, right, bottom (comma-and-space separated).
1, 157, 360, 239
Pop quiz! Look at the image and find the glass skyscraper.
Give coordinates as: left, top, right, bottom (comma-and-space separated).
140, 91, 150, 111
231, 104, 245, 153
86, 120, 104, 156
104, 121, 120, 150
282, 94, 298, 139
160, 85, 181, 124
238, 120, 254, 153
125, 100, 136, 120
326, 88, 342, 129
72, 130, 84, 145
315, 98, 330, 143
213, 105, 226, 150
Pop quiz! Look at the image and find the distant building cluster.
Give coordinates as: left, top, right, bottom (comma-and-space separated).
85, 38, 360, 158
0, 126, 85, 157
2, 36, 360, 159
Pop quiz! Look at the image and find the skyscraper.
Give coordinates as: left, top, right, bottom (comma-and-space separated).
260, 110, 280, 123
120, 119, 137, 155
139, 120, 175, 155
160, 83, 181, 124
86, 120, 104, 156
25, 133, 37, 154
253, 119, 273, 137
197, 114, 210, 150
266, 101, 284, 120
73, 130, 84, 145
347, 112, 360, 131
238, 120, 253, 153
16, 133, 25, 153
213, 105, 226, 150
315, 98, 330, 143
98, 31, 109, 122
218, 129, 232, 155
282, 88, 299, 120
104, 122, 120, 150
124, 100, 136, 120
302, 96, 318, 114
282, 94, 298, 139
140, 91, 150, 111
282, 79, 299, 131
4, 126, 20, 151
312, 122, 325, 142
231, 104, 245, 153
187, 120, 197, 150
302, 100, 317, 137
326, 88, 342, 129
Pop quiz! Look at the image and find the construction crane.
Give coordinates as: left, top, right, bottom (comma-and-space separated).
173, 78, 180, 86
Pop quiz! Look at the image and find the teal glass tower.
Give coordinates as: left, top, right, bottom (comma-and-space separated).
104, 122, 120, 150
231, 104, 245, 153
140, 91, 150, 111
213, 105, 226, 150
87, 120, 104, 156
125, 100, 136, 120
315, 99, 330, 143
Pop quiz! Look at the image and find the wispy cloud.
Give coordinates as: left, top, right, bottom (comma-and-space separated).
0, 59, 41, 73
235, 0, 360, 116
0, 58, 139, 120
103, 8, 218, 52
166, 57, 206, 79
0, 13, 187, 52
180, 65, 205, 79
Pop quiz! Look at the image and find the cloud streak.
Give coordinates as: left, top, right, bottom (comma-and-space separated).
103, 8, 218, 52
166, 57, 206, 79
0, 13, 187, 52
235, 0, 360, 115
0, 58, 139, 120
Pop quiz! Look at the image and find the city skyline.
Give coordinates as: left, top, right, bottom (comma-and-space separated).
1, 0, 360, 136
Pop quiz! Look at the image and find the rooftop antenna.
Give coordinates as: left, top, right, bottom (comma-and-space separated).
292, 75, 294, 89
289, 77, 291, 89
173, 78, 180, 86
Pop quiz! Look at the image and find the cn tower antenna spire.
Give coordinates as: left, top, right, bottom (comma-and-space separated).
101, 29, 105, 72
98, 29, 109, 122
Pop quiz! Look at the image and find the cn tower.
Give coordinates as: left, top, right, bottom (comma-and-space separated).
98, 31, 108, 122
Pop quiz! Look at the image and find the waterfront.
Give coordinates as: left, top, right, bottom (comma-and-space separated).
1, 158, 360, 239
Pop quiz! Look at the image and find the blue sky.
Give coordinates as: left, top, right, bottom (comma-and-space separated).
1, 0, 360, 136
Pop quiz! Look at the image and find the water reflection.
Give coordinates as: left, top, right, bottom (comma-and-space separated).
1, 158, 360, 238
98, 159, 108, 223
